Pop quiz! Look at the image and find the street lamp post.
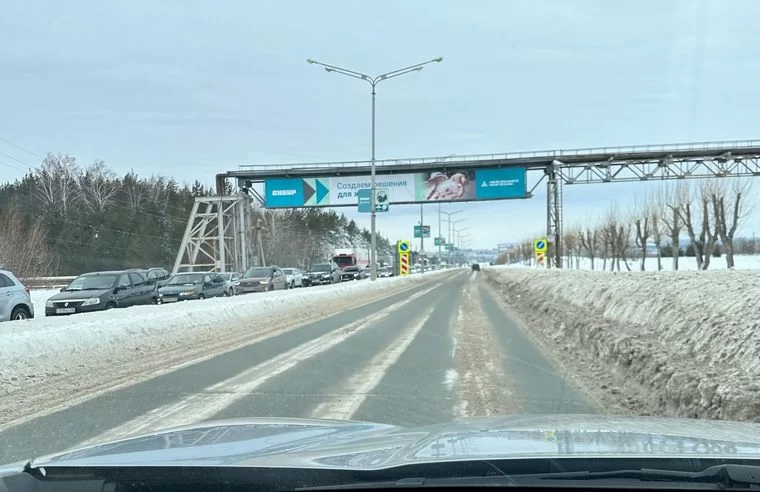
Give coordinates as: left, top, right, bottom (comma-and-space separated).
307, 57, 443, 281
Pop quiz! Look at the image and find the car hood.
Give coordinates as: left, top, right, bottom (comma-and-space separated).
159, 285, 200, 294
24, 415, 760, 470
48, 289, 112, 301
307, 271, 331, 276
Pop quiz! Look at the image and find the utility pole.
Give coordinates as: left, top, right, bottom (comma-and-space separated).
420, 203, 425, 273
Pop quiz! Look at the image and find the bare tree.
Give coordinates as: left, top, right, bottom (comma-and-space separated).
563, 227, 581, 269
650, 202, 663, 271
0, 204, 57, 276
578, 223, 600, 270
711, 179, 752, 268
661, 181, 688, 270
678, 181, 719, 270
79, 160, 120, 214
35, 153, 80, 217
630, 194, 652, 271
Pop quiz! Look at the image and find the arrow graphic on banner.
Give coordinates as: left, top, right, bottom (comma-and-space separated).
303, 178, 330, 206
316, 179, 329, 204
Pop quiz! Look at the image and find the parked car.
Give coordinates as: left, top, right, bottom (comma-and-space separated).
217, 272, 241, 296
129, 267, 171, 287
45, 270, 158, 316
0, 269, 34, 321
281, 268, 304, 289
378, 267, 394, 278
305, 262, 341, 286
340, 265, 367, 281
157, 272, 227, 303
237, 266, 288, 293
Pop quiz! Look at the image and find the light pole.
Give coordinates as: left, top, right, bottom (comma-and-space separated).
443, 216, 465, 266
307, 57, 443, 281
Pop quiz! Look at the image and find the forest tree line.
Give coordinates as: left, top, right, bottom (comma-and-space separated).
0, 154, 390, 276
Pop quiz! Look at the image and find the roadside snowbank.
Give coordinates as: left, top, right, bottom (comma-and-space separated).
2, 271, 451, 373
484, 267, 760, 422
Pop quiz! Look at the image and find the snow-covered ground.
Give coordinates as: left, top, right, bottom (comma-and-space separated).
484, 267, 760, 421
0, 269, 457, 426
512, 253, 760, 271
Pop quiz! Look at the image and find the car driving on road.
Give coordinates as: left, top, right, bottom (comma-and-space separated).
281, 268, 303, 289
157, 272, 227, 303
237, 266, 287, 293
0, 269, 34, 321
45, 270, 158, 315
305, 262, 341, 285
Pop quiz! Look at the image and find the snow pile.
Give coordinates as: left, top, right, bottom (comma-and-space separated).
507, 253, 760, 272
1, 270, 452, 381
484, 267, 760, 422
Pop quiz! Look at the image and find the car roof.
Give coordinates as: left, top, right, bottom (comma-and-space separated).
81, 270, 131, 276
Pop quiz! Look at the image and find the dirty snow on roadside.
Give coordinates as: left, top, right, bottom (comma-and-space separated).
484, 267, 760, 422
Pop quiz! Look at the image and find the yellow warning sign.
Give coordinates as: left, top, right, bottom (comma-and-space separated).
397, 240, 411, 255
399, 252, 410, 276
534, 237, 548, 254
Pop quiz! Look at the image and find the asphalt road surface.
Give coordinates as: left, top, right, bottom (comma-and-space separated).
0, 271, 595, 465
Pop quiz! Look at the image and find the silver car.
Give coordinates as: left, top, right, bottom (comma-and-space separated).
217, 272, 241, 296
0, 269, 35, 321
281, 268, 303, 289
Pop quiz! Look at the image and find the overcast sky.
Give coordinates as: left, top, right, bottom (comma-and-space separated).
2, 0, 760, 249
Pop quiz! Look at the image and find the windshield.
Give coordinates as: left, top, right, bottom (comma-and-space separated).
3, 1, 759, 483
65, 274, 117, 290
166, 274, 203, 285
244, 267, 271, 278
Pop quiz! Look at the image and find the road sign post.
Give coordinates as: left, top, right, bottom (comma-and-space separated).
375, 189, 389, 212
397, 240, 411, 276
534, 237, 548, 269
357, 189, 372, 213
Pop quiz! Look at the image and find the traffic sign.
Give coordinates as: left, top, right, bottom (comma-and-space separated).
434, 237, 443, 247
397, 240, 411, 254
534, 237, 548, 254
414, 225, 431, 238
399, 252, 410, 276
375, 189, 389, 212
357, 189, 371, 213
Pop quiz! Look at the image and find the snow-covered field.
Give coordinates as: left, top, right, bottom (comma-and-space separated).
484, 267, 760, 421
0, 270, 456, 426
526, 253, 760, 272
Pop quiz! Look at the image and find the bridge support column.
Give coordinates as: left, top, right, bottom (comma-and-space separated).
546, 161, 563, 268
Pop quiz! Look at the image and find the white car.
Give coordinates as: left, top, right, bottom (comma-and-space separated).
0, 269, 35, 321
217, 272, 241, 296
282, 268, 304, 289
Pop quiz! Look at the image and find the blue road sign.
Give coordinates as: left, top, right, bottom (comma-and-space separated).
399, 242, 409, 252
357, 189, 372, 213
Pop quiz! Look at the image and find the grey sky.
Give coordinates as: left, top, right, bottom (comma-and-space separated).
2, 1, 760, 248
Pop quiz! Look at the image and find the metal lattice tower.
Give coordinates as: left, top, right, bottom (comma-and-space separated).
172, 193, 256, 274
546, 160, 564, 268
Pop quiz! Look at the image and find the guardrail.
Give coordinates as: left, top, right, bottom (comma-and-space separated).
21, 276, 76, 289
237, 139, 760, 172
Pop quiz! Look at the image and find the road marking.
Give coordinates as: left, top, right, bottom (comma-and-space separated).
76, 285, 440, 448
311, 306, 435, 420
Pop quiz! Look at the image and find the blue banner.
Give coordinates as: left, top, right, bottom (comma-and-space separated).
264, 178, 305, 208
474, 168, 526, 200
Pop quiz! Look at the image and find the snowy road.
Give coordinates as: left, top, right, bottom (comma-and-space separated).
0, 271, 594, 465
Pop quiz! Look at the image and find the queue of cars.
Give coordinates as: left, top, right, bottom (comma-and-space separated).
1, 261, 372, 322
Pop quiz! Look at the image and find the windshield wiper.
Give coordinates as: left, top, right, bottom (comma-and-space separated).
299, 464, 760, 490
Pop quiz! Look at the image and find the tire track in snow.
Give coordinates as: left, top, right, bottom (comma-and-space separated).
76, 284, 442, 447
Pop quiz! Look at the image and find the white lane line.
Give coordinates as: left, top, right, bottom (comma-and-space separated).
311, 306, 435, 421
77, 285, 440, 447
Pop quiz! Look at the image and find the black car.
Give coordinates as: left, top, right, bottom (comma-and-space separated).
45, 270, 158, 316
305, 262, 341, 286
157, 272, 227, 303
129, 267, 171, 287
471, 263, 480, 272
340, 265, 366, 281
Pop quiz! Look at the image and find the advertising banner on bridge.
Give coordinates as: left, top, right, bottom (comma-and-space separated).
264, 167, 526, 208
